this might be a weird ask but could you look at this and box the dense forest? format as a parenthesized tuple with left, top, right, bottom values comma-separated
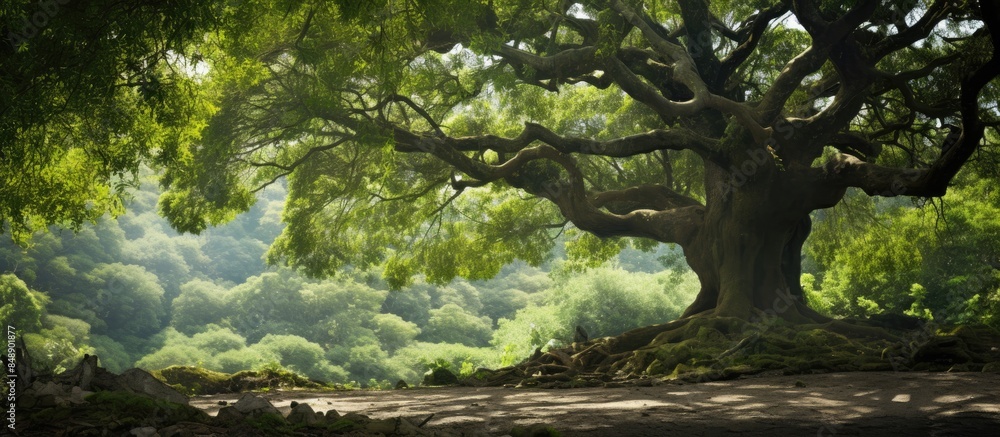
(2, 165, 998, 386)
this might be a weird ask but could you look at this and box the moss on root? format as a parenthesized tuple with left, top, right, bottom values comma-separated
(474, 318, 1000, 387)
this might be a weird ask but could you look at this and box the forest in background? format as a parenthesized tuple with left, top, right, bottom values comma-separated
(2, 167, 999, 387)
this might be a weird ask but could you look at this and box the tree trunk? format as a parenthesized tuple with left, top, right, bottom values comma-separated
(678, 164, 823, 323)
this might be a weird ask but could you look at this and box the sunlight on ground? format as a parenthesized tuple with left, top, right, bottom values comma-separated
(891, 394, 911, 403)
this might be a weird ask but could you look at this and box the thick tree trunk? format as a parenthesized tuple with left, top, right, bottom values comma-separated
(678, 163, 823, 323)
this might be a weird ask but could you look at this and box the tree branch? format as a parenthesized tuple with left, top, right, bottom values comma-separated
(719, 2, 790, 84)
(757, 1, 878, 123)
(542, 153, 706, 246)
(393, 126, 706, 246)
(608, 0, 710, 99)
(590, 184, 703, 214)
(394, 122, 721, 159)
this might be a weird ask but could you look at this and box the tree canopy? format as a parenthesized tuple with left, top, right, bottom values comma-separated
(156, 0, 1000, 322)
(1, 0, 217, 240)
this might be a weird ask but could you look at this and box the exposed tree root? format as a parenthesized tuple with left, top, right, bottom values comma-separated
(470, 312, 1000, 388)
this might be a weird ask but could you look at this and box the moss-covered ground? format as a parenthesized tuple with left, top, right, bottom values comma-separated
(151, 366, 340, 395)
(476, 318, 1000, 387)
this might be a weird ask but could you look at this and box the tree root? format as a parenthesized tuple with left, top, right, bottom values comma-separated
(470, 314, 1000, 388)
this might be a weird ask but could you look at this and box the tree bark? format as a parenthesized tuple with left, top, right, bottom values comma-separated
(678, 162, 820, 323)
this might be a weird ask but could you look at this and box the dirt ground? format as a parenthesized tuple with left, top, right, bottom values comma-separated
(189, 371, 1000, 436)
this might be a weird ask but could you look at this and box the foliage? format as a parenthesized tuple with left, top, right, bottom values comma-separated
(372, 313, 421, 353)
(421, 303, 494, 346)
(551, 268, 697, 338)
(85, 263, 166, 339)
(190, 325, 247, 354)
(23, 315, 96, 373)
(254, 334, 347, 382)
(88, 335, 133, 374)
(388, 342, 499, 383)
(492, 267, 699, 361)
(210, 348, 278, 374)
(0, 273, 47, 331)
(136, 344, 211, 371)
(806, 178, 1000, 327)
(170, 280, 229, 335)
(0, 0, 219, 241)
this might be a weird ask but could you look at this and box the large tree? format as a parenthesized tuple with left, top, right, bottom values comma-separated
(163, 1, 1000, 334)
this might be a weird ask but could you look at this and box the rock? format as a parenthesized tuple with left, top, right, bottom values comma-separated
(286, 402, 319, 426)
(156, 424, 193, 437)
(17, 393, 37, 409)
(983, 362, 1000, 373)
(422, 367, 458, 386)
(233, 393, 281, 416)
(213, 406, 245, 426)
(396, 379, 410, 389)
(129, 426, 159, 437)
(365, 418, 399, 434)
(118, 368, 189, 405)
(69, 386, 93, 404)
(314, 411, 328, 425)
(53, 354, 99, 390)
(34, 381, 68, 397)
(396, 417, 424, 435)
(340, 412, 370, 423)
(325, 409, 341, 420)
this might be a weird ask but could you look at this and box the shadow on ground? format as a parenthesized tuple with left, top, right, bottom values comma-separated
(189, 371, 1000, 436)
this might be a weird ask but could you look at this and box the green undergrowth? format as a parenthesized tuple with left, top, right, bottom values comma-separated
(151, 365, 344, 395)
(631, 318, 1000, 383)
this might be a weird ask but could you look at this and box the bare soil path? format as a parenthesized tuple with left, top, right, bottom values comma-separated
(189, 372, 1000, 436)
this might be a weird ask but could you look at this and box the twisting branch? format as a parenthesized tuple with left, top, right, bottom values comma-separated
(757, 1, 878, 123)
(393, 126, 706, 246)
(496, 45, 601, 85)
(608, 0, 709, 98)
(719, 2, 790, 83)
(819, 0, 1000, 198)
(395, 122, 721, 159)
(607, 0, 769, 140)
(676, 0, 722, 86)
(590, 184, 703, 213)
(871, 0, 954, 61)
